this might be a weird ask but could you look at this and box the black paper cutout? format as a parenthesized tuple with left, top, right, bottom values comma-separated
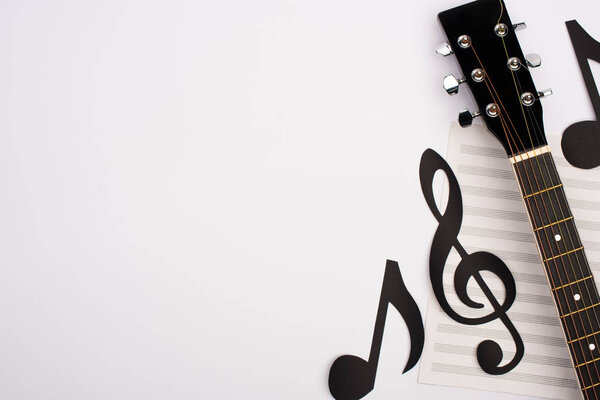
(328, 260, 424, 400)
(419, 148, 524, 375)
(562, 20, 600, 169)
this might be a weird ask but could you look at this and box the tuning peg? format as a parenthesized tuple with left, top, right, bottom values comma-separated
(525, 53, 542, 68)
(513, 22, 527, 31)
(538, 88, 553, 98)
(436, 42, 454, 57)
(443, 74, 466, 95)
(458, 109, 481, 127)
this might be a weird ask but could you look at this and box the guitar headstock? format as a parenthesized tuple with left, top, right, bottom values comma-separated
(438, 0, 551, 157)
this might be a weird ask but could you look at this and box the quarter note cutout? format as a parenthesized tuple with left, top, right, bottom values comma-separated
(562, 20, 600, 169)
(419, 149, 524, 374)
(328, 260, 424, 400)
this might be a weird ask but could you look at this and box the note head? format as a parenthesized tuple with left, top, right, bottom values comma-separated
(328, 354, 374, 400)
(561, 120, 600, 169)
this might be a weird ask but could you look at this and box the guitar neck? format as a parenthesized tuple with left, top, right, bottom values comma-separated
(511, 147, 600, 398)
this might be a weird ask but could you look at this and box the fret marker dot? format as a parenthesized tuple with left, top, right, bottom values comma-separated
(574, 293, 581, 301)
(590, 344, 596, 351)
(555, 234, 561, 242)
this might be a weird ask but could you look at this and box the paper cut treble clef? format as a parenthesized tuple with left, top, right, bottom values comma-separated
(419, 148, 524, 375)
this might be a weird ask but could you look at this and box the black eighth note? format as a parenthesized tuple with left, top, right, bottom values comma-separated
(328, 260, 424, 400)
(562, 20, 600, 169)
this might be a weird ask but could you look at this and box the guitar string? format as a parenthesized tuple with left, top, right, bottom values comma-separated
(523, 89, 600, 375)
(469, 44, 593, 385)
(492, 2, 600, 394)
(503, 31, 600, 358)
(521, 81, 600, 394)
(494, 3, 600, 392)
(469, 45, 592, 387)
(489, 8, 600, 388)
(491, 73, 599, 397)
(526, 105, 600, 336)
(469, 39, 598, 393)
(488, 28, 600, 394)
(520, 95, 600, 396)
(495, 96, 596, 393)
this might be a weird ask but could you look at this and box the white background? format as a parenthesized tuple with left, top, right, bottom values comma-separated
(1, 0, 600, 399)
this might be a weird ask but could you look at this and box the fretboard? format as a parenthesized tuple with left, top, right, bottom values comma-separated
(511, 148, 600, 399)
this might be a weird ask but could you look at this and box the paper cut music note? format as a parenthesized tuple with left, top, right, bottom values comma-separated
(419, 149, 524, 374)
(562, 20, 600, 169)
(328, 260, 424, 400)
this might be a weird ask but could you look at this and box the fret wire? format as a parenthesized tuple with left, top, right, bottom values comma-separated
(544, 247, 585, 263)
(523, 183, 563, 199)
(553, 275, 594, 292)
(578, 356, 600, 369)
(560, 303, 600, 319)
(583, 381, 600, 391)
(533, 216, 574, 232)
(570, 329, 600, 345)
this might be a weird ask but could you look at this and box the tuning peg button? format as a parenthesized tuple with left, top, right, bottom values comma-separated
(525, 53, 542, 68)
(538, 88, 553, 98)
(513, 22, 527, 31)
(436, 42, 454, 57)
(443, 74, 466, 95)
(458, 109, 481, 127)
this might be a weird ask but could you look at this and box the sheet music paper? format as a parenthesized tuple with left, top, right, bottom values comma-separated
(418, 123, 600, 399)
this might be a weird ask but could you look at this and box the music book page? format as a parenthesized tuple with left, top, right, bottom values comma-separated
(418, 123, 600, 399)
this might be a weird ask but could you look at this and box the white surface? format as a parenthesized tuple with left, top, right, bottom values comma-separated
(1, 0, 600, 399)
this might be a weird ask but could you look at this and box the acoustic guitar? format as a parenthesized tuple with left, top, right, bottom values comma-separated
(438, 1, 600, 398)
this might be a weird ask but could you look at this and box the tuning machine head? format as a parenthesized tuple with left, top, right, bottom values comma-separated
(538, 88, 553, 98)
(525, 53, 542, 68)
(513, 22, 527, 31)
(436, 42, 454, 57)
(443, 74, 466, 95)
(458, 109, 481, 127)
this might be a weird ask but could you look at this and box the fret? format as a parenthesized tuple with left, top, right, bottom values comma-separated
(573, 358, 600, 391)
(568, 329, 600, 345)
(565, 323, 600, 367)
(544, 247, 585, 263)
(533, 216, 574, 232)
(513, 152, 561, 196)
(554, 275, 595, 292)
(554, 279, 600, 317)
(583, 383, 600, 399)
(584, 382, 600, 391)
(522, 187, 572, 229)
(570, 342, 600, 393)
(576, 356, 600, 368)
(560, 305, 600, 358)
(544, 252, 591, 288)
(561, 305, 600, 338)
(560, 302, 600, 319)
(534, 217, 582, 257)
(523, 183, 563, 199)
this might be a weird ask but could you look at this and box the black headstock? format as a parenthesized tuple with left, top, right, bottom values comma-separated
(438, 0, 548, 157)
